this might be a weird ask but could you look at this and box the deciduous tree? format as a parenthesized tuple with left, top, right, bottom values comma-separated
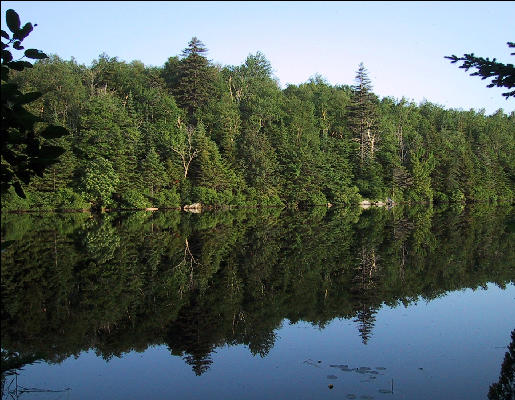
(1, 9, 68, 197)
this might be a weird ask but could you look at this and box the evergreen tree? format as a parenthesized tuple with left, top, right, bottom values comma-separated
(354, 305, 378, 345)
(191, 123, 237, 193)
(237, 125, 278, 195)
(347, 63, 384, 198)
(199, 70, 241, 165)
(279, 87, 326, 206)
(161, 56, 181, 90)
(3, 32, 515, 210)
(140, 146, 167, 196)
(446, 42, 515, 99)
(347, 63, 380, 166)
(173, 37, 215, 121)
(75, 91, 140, 195)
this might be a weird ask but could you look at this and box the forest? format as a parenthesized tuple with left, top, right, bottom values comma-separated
(2, 35, 515, 211)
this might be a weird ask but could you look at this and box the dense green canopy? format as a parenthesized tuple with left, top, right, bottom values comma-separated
(2, 36, 514, 211)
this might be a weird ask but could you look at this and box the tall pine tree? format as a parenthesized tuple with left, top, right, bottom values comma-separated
(348, 63, 380, 166)
(347, 63, 384, 199)
(173, 37, 215, 122)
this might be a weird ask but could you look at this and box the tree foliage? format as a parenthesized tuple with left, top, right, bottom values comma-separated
(1, 9, 68, 198)
(488, 330, 515, 400)
(2, 34, 514, 210)
(172, 37, 215, 121)
(446, 42, 515, 98)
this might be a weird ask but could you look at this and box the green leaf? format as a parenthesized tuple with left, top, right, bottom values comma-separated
(2, 49, 13, 63)
(6, 60, 32, 71)
(17, 168, 32, 185)
(6, 10, 21, 34)
(30, 159, 49, 176)
(1, 148, 18, 165)
(24, 48, 47, 59)
(0, 65, 8, 81)
(11, 107, 42, 130)
(6, 130, 26, 145)
(13, 22, 33, 41)
(39, 125, 69, 139)
(1, 30, 9, 40)
(13, 41, 24, 50)
(1, 82, 19, 97)
(15, 91, 42, 105)
(0, 240, 15, 251)
(39, 145, 66, 159)
(72, 145, 88, 159)
(13, 181, 26, 198)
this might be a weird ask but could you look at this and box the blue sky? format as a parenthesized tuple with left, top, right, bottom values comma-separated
(2, 1, 514, 114)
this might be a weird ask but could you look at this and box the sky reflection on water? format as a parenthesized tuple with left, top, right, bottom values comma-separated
(8, 283, 514, 400)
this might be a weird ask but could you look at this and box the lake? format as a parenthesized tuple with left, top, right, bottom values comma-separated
(1, 204, 514, 399)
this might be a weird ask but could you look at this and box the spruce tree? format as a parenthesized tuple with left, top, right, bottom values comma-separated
(347, 63, 379, 166)
(446, 42, 515, 99)
(140, 146, 167, 196)
(173, 37, 215, 121)
(191, 123, 235, 192)
(346, 63, 385, 198)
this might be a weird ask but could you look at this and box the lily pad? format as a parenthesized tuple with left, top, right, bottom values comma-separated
(332, 365, 356, 372)
(330, 364, 349, 369)
(375, 367, 386, 370)
(303, 359, 321, 368)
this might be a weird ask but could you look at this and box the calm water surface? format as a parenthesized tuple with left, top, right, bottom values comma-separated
(1, 205, 514, 399)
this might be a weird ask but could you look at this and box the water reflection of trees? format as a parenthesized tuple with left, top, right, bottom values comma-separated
(352, 245, 381, 345)
(1, 204, 513, 378)
(488, 330, 514, 400)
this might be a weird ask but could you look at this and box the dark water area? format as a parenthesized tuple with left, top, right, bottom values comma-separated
(1, 204, 514, 399)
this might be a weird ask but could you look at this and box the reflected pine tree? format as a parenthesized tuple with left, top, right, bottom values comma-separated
(165, 295, 217, 376)
(351, 244, 381, 345)
(354, 306, 378, 345)
(1, 205, 514, 377)
(488, 330, 515, 400)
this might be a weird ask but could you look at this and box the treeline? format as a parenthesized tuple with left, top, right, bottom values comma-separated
(2, 205, 514, 375)
(3, 37, 514, 210)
